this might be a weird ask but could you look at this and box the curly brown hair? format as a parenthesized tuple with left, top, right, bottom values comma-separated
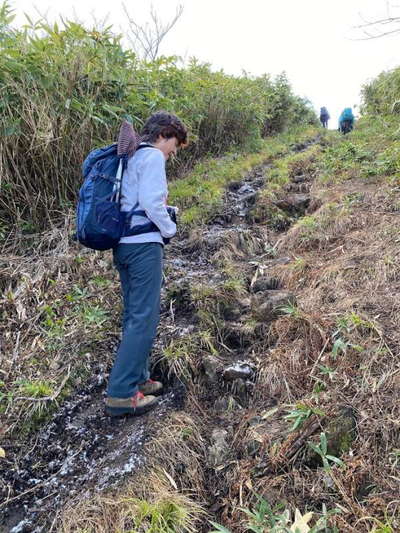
(140, 111, 188, 147)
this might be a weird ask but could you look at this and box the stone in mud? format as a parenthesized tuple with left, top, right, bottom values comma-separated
(208, 428, 229, 467)
(10, 519, 33, 533)
(165, 282, 192, 314)
(240, 192, 258, 206)
(293, 174, 307, 183)
(227, 180, 242, 192)
(306, 197, 323, 214)
(230, 377, 254, 401)
(223, 322, 255, 349)
(252, 276, 281, 292)
(291, 142, 309, 152)
(202, 355, 220, 383)
(324, 407, 357, 457)
(240, 297, 251, 309)
(221, 303, 242, 321)
(214, 395, 242, 412)
(287, 182, 309, 194)
(237, 184, 255, 195)
(223, 362, 253, 381)
(245, 429, 265, 457)
(254, 290, 297, 321)
(275, 194, 310, 213)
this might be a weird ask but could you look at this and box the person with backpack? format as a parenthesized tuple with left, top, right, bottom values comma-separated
(338, 107, 355, 134)
(101, 111, 188, 416)
(319, 107, 330, 128)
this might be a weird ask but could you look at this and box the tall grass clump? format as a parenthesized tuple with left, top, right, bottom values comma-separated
(361, 66, 400, 115)
(0, 2, 316, 234)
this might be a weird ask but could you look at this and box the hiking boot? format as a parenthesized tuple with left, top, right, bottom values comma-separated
(105, 391, 158, 417)
(139, 379, 163, 396)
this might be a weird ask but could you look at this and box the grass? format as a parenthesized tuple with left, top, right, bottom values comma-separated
(0, 4, 317, 234)
(0, 219, 120, 437)
(62, 116, 400, 532)
(318, 116, 400, 185)
(59, 479, 204, 533)
(5, 116, 400, 532)
(1, 125, 318, 440)
(246, 141, 322, 228)
(169, 126, 320, 227)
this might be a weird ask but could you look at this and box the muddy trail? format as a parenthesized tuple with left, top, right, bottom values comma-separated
(0, 137, 320, 532)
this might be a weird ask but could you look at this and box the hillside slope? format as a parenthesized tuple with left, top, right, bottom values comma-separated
(1, 118, 400, 532)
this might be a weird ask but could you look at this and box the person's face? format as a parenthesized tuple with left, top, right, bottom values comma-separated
(154, 136, 179, 160)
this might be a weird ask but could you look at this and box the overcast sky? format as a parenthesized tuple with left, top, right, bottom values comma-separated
(12, 0, 400, 128)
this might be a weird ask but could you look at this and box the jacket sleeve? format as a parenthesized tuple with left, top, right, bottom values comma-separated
(137, 149, 177, 239)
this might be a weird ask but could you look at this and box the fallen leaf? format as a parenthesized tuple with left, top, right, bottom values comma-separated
(162, 469, 177, 490)
(0, 447, 5, 458)
(290, 508, 313, 532)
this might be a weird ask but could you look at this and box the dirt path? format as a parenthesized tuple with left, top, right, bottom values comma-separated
(0, 138, 319, 533)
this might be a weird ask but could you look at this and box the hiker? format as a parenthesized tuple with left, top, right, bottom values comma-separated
(338, 107, 354, 134)
(319, 107, 330, 128)
(105, 111, 188, 417)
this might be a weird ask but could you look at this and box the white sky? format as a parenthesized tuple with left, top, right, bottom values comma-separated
(12, 0, 400, 128)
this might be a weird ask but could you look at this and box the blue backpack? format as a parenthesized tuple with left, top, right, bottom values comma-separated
(76, 143, 159, 250)
(340, 108, 354, 122)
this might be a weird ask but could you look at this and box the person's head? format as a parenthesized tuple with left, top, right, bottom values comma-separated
(141, 111, 188, 160)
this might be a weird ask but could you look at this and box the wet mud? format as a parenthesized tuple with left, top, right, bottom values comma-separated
(0, 139, 317, 532)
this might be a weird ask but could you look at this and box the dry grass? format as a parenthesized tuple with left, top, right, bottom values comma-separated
(0, 213, 120, 437)
(58, 474, 205, 533)
(56, 411, 208, 533)
(4, 121, 400, 532)
(213, 128, 400, 531)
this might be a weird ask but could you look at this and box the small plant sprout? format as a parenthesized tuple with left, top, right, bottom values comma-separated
(280, 302, 302, 319)
(210, 495, 340, 532)
(80, 305, 108, 325)
(308, 432, 345, 471)
(65, 285, 89, 302)
(388, 448, 400, 468)
(317, 365, 337, 381)
(240, 496, 290, 532)
(285, 404, 325, 431)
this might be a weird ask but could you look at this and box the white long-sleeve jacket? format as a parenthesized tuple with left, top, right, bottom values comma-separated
(119, 146, 176, 245)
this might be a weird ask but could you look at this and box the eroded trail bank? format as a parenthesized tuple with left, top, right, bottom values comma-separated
(0, 130, 319, 532)
(2, 121, 400, 532)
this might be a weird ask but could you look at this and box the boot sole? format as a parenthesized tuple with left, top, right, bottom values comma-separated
(105, 398, 159, 418)
(139, 386, 163, 397)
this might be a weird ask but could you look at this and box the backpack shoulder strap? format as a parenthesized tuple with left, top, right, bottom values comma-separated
(135, 143, 155, 152)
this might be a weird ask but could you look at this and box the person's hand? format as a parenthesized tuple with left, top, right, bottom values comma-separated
(166, 206, 178, 224)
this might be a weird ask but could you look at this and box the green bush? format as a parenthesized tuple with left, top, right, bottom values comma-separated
(0, 2, 316, 232)
(361, 66, 400, 115)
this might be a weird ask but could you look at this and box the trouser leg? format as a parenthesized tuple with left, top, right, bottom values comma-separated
(107, 243, 163, 398)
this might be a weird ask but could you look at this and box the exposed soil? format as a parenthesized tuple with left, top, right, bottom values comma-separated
(5, 134, 388, 533)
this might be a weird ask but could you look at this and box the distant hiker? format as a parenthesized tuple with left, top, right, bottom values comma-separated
(105, 111, 188, 417)
(319, 106, 330, 128)
(338, 107, 354, 134)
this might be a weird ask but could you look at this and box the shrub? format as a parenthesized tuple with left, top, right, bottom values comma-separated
(361, 66, 400, 115)
(0, 2, 316, 233)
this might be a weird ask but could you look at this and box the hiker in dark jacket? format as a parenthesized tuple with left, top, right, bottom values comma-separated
(319, 107, 330, 128)
(105, 111, 188, 417)
(338, 108, 354, 134)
